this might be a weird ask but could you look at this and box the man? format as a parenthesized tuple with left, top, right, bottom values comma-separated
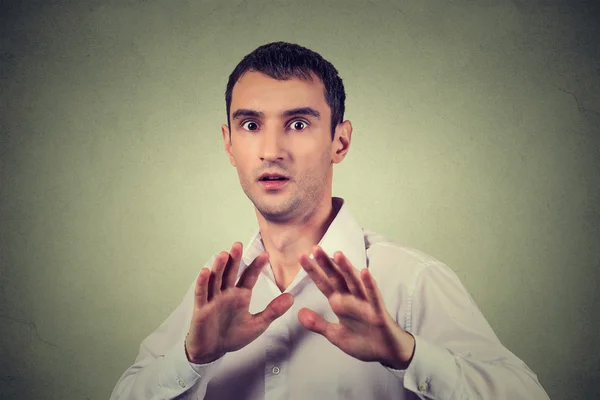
(110, 42, 549, 399)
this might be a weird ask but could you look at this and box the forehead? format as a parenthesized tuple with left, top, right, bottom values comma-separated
(230, 71, 329, 115)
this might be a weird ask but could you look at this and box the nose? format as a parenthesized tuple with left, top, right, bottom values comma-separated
(259, 127, 286, 161)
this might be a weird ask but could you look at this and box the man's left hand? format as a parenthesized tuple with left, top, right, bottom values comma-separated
(297, 245, 415, 370)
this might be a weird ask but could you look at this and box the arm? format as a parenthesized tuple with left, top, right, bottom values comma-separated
(296, 245, 550, 400)
(387, 263, 550, 399)
(109, 275, 221, 400)
(110, 244, 293, 400)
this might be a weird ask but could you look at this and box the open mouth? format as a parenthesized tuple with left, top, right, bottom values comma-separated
(258, 172, 290, 182)
(258, 175, 290, 189)
(259, 176, 289, 182)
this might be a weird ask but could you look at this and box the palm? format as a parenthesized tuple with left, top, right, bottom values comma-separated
(185, 244, 293, 364)
(192, 288, 260, 354)
(297, 246, 414, 369)
(314, 298, 396, 362)
(335, 319, 376, 357)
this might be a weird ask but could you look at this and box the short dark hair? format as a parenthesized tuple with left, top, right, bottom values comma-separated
(225, 41, 346, 140)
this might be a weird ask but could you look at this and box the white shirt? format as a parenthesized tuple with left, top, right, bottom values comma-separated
(110, 197, 549, 400)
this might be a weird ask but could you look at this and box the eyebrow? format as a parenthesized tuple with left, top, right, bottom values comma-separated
(231, 107, 321, 121)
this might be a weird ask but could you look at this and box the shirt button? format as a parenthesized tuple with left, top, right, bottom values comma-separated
(272, 366, 280, 375)
(178, 377, 186, 388)
(418, 382, 428, 392)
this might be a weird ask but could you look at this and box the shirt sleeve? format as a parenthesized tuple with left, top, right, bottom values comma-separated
(385, 262, 550, 399)
(109, 256, 223, 400)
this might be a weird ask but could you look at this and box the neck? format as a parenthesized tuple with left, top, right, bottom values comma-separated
(256, 196, 340, 288)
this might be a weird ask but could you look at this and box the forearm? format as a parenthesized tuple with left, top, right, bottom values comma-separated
(386, 335, 549, 400)
(110, 337, 222, 400)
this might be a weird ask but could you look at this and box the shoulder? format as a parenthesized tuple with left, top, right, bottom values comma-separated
(362, 228, 461, 295)
(362, 229, 470, 325)
(363, 228, 445, 273)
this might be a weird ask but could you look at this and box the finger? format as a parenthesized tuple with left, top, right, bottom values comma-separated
(208, 252, 228, 301)
(328, 293, 368, 321)
(222, 242, 243, 290)
(312, 246, 348, 292)
(253, 293, 294, 328)
(194, 267, 211, 308)
(297, 307, 336, 338)
(361, 268, 385, 314)
(298, 253, 336, 298)
(333, 251, 368, 300)
(237, 252, 269, 290)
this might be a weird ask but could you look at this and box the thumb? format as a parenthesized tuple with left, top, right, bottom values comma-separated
(297, 307, 330, 336)
(253, 293, 294, 327)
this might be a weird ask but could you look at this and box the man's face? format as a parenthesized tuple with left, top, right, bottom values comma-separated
(222, 71, 349, 223)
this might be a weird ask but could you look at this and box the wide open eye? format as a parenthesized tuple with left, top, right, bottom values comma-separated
(289, 120, 308, 131)
(241, 120, 259, 131)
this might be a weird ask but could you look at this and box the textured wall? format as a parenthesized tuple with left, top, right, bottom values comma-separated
(1, 0, 598, 399)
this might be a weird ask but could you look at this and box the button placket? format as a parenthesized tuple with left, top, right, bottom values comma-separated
(264, 329, 289, 398)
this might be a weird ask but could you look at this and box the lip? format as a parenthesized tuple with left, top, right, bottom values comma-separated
(258, 172, 290, 180)
(259, 179, 289, 190)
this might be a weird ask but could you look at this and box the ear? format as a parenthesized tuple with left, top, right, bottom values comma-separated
(331, 120, 352, 164)
(222, 124, 237, 167)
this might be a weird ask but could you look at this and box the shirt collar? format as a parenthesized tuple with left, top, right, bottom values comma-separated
(240, 197, 367, 273)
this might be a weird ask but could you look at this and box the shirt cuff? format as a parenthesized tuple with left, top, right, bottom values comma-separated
(157, 337, 223, 396)
(385, 334, 459, 398)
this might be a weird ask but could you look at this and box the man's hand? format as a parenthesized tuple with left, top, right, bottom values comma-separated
(297, 245, 415, 370)
(185, 243, 294, 364)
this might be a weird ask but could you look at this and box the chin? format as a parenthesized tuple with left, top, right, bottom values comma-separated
(256, 199, 300, 220)
(257, 208, 292, 223)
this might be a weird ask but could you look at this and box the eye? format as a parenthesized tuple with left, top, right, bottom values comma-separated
(241, 120, 259, 131)
(289, 120, 308, 131)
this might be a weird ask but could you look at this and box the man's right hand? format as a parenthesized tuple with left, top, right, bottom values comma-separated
(184, 242, 294, 364)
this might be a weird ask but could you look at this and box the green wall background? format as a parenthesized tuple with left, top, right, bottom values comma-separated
(1, 1, 598, 399)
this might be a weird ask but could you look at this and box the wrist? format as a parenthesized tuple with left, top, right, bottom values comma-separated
(381, 331, 416, 371)
(184, 334, 223, 365)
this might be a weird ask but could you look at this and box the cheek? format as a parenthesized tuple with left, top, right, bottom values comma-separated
(231, 157, 252, 182)
(230, 149, 250, 169)
(237, 164, 253, 180)
(299, 148, 331, 176)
